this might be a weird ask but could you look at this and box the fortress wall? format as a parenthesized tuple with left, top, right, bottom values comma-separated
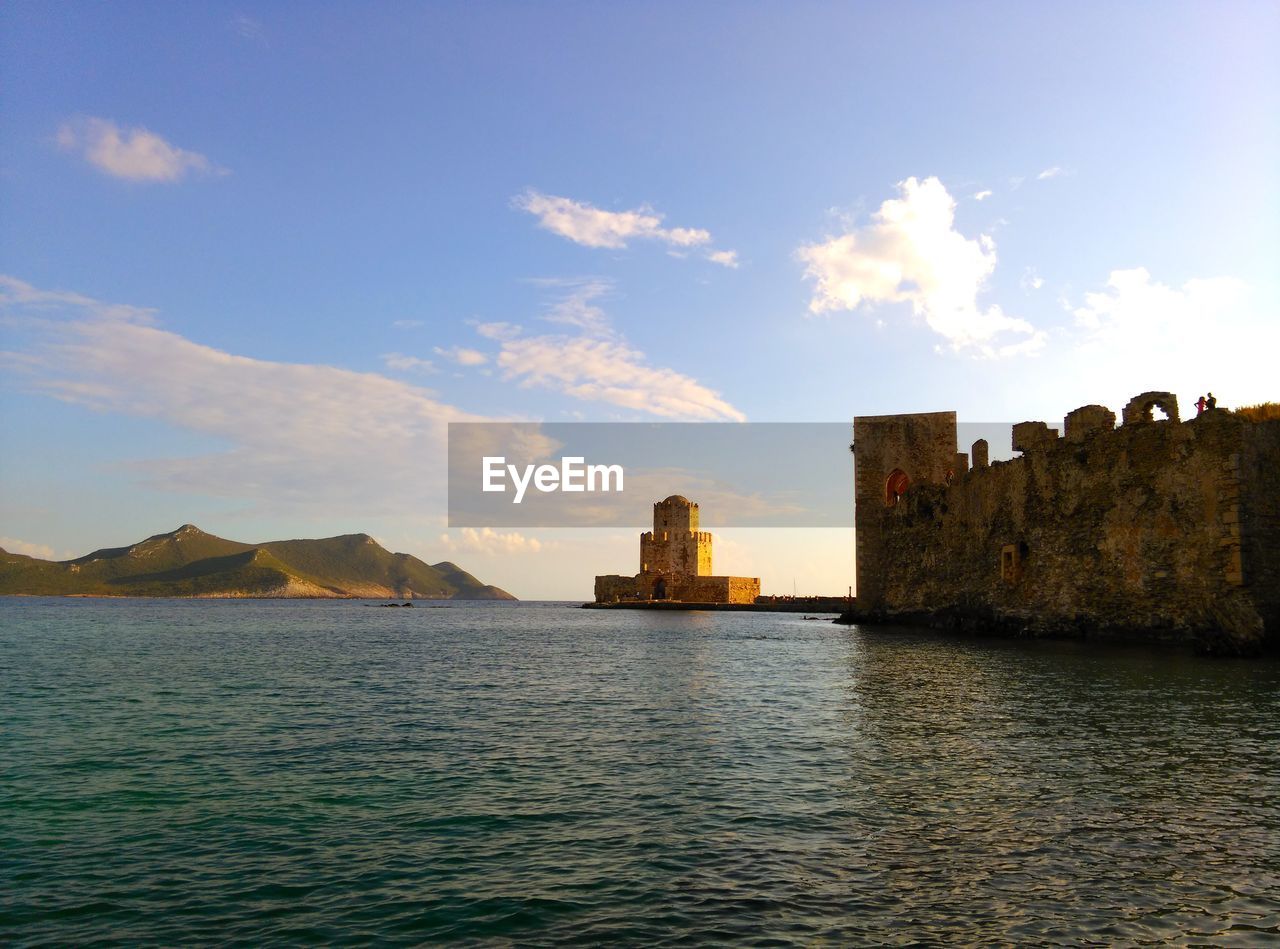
(1239, 420, 1280, 632)
(595, 574, 639, 602)
(866, 410, 1277, 652)
(682, 575, 760, 604)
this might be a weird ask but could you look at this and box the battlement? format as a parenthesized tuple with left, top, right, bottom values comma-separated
(1009, 393, 1174, 455)
(851, 393, 1280, 654)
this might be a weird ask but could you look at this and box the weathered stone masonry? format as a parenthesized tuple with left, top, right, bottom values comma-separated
(852, 393, 1280, 653)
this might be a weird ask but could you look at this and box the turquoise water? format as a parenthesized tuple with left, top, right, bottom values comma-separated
(2, 599, 1278, 944)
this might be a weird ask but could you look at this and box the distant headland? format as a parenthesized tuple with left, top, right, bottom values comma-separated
(0, 524, 515, 600)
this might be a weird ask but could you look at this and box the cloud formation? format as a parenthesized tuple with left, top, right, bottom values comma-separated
(1072, 267, 1246, 342)
(433, 346, 489, 366)
(1, 276, 484, 514)
(57, 117, 226, 182)
(1037, 166, 1064, 180)
(382, 352, 437, 373)
(0, 536, 57, 560)
(1060, 266, 1274, 410)
(495, 334, 746, 421)
(531, 277, 613, 333)
(437, 527, 544, 555)
(231, 13, 267, 45)
(513, 190, 739, 267)
(797, 176, 1045, 357)
(475, 280, 745, 421)
(514, 189, 710, 249)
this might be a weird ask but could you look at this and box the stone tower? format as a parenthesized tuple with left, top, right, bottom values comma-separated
(852, 411, 958, 609)
(640, 495, 713, 579)
(593, 494, 759, 605)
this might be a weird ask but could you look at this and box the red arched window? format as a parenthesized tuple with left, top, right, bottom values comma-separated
(885, 468, 910, 506)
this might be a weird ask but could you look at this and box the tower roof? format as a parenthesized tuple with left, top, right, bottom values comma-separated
(661, 495, 692, 506)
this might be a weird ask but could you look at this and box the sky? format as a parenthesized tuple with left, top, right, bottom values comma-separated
(1, 2, 1277, 598)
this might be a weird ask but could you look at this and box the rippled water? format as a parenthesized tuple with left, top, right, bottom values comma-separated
(2, 598, 1278, 945)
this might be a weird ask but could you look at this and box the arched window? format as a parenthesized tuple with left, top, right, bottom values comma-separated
(885, 468, 910, 506)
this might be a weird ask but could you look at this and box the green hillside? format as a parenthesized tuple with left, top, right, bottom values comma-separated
(0, 525, 515, 599)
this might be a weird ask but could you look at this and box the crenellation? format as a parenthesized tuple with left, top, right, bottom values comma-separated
(852, 393, 1280, 654)
(1011, 421, 1059, 454)
(1064, 404, 1116, 442)
(971, 439, 989, 469)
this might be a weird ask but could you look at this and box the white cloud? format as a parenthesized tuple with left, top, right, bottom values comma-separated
(438, 527, 545, 556)
(1, 276, 488, 515)
(797, 176, 1045, 357)
(382, 352, 438, 373)
(1061, 266, 1273, 410)
(231, 13, 267, 44)
(531, 277, 612, 333)
(514, 189, 712, 249)
(972, 190, 993, 201)
(494, 333, 746, 420)
(1021, 268, 1044, 291)
(1037, 166, 1064, 180)
(470, 281, 745, 421)
(708, 249, 740, 269)
(433, 346, 488, 367)
(1072, 268, 1246, 339)
(0, 274, 157, 322)
(0, 536, 57, 560)
(57, 117, 226, 182)
(475, 321, 522, 341)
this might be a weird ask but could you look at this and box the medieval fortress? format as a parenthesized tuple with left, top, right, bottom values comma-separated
(594, 495, 760, 605)
(851, 391, 1280, 653)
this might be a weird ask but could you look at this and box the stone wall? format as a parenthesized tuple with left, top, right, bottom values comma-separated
(1239, 418, 1280, 633)
(855, 403, 1280, 653)
(684, 575, 761, 604)
(592, 572, 759, 604)
(852, 411, 958, 609)
(594, 574, 639, 602)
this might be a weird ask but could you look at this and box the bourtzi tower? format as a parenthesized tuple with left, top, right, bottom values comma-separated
(594, 495, 760, 604)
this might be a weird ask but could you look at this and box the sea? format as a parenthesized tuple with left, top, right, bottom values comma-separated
(2, 598, 1278, 945)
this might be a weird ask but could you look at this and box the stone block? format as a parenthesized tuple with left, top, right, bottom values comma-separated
(1064, 404, 1116, 442)
(1012, 421, 1059, 454)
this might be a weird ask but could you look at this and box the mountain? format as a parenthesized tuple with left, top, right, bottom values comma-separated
(0, 525, 516, 599)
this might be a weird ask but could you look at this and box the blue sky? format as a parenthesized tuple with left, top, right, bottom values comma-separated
(2, 2, 1277, 597)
